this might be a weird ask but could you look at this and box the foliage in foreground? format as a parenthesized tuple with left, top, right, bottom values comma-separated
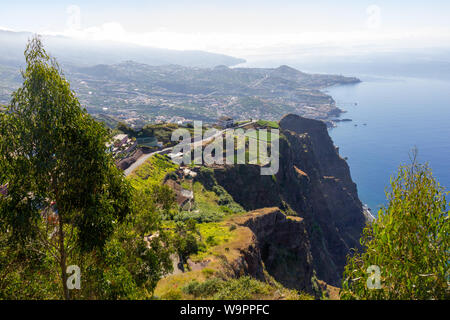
(341, 157, 449, 300)
(0, 37, 173, 299)
(179, 276, 313, 300)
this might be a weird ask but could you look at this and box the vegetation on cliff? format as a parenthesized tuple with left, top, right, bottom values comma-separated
(1, 37, 447, 301)
(341, 153, 449, 300)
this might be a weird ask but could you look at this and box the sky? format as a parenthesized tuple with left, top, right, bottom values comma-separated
(1, 0, 450, 57)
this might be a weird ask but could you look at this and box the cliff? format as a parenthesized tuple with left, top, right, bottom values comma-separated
(230, 208, 314, 293)
(154, 207, 319, 299)
(206, 114, 367, 286)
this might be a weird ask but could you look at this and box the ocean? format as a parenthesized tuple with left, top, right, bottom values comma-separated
(325, 75, 450, 213)
(235, 56, 450, 213)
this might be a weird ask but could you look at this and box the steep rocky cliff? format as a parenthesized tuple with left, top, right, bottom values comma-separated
(230, 207, 314, 293)
(206, 114, 367, 287)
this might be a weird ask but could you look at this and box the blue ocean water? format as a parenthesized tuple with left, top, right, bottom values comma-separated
(325, 76, 450, 213)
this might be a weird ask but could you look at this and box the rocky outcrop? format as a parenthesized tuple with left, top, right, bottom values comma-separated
(226, 236, 266, 282)
(278, 114, 366, 284)
(229, 208, 314, 294)
(208, 114, 367, 287)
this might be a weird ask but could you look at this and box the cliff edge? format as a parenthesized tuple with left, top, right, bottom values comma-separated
(209, 114, 367, 286)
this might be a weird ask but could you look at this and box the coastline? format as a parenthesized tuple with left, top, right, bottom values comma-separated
(322, 79, 362, 128)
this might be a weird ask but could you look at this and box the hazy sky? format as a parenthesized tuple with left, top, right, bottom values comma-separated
(1, 1, 449, 57)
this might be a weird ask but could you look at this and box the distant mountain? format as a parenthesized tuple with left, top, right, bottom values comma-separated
(0, 29, 245, 68)
(0, 32, 360, 125)
(0, 57, 360, 124)
(70, 61, 359, 93)
(64, 61, 359, 124)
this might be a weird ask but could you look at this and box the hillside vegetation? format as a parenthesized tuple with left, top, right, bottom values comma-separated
(1, 37, 447, 301)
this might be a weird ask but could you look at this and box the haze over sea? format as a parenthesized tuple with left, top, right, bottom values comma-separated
(239, 57, 450, 213)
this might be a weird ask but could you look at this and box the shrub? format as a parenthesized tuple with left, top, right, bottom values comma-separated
(206, 235, 218, 246)
(182, 278, 222, 297)
(202, 268, 216, 278)
(341, 155, 449, 300)
(161, 289, 182, 300)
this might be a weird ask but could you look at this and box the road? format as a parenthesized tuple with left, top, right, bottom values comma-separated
(123, 147, 172, 176)
(123, 120, 256, 177)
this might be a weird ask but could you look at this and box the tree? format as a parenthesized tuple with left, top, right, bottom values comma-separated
(113, 186, 173, 297)
(0, 36, 132, 299)
(117, 122, 136, 137)
(341, 151, 449, 299)
(172, 220, 199, 272)
(72, 186, 174, 300)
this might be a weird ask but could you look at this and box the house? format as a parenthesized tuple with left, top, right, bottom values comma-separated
(106, 134, 129, 153)
(217, 116, 234, 128)
(113, 134, 129, 147)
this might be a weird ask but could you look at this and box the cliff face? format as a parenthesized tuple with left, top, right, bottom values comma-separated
(231, 207, 314, 293)
(209, 114, 366, 286)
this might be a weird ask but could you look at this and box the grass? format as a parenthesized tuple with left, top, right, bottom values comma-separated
(118, 122, 197, 148)
(155, 270, 206, 299)
(136, 136, 158, 147)
(256, 120, 279, 129)
(176, 181, 244, 223)
(180, 180, 191, 190)
(180, 182, 225, 222)
(229, 128, 279, 165)
(154, 219, 254, 297)
(193, 222, 233, 261)
(128, 154, 178, 189)
(154, 212, 315, 300)
(181, 276, 270, 299)
(125, 148, 314, 301)
(148, 123, 181, 147)
(180, 276, 314, 300)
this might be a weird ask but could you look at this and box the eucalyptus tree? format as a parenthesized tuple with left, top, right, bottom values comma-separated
(0, 36, 132, 299)
(341, 151, 449, 300)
